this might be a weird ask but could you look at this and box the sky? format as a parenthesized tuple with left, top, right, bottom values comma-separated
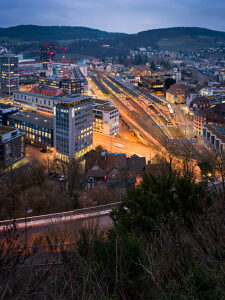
(0, 0, 225, 33)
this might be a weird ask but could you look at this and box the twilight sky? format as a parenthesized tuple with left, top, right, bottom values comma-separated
(0, 0, 225, 33)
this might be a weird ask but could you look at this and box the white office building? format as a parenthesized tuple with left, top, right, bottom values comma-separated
(92, 99, 119, 135)
(53, 95, 93, 161)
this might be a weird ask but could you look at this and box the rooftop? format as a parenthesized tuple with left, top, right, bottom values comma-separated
(93, 104, 117, 112)
(57, 94, 92, 106)
(31, 87, 63, 97)
(0, 125, 15, 135)
(167, 84, 185, 95)
(0, 103, 16, 110)
(15, 90, 55, 100)
(92, 99, 110, 105)
(204, 124, 225, 144)
(9, 111, 53, 129)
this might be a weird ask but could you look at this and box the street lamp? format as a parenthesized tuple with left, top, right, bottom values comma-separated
(25, 208, 32, 254)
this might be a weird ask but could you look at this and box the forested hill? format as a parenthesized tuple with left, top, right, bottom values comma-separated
(0, 25, 125, 41)
(111, 27, 225, 51)
(0, 25, 225, 57)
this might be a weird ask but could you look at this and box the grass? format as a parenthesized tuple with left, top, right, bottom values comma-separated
(156, 35, 221, 51)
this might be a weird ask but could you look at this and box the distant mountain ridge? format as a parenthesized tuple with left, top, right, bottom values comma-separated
(0, 25, 125, 41)
(111, 27, 225, 50)
(0, 25, 225, 57)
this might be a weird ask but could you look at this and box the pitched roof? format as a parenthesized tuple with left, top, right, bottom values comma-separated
(189, 96, 210, 109)
(31, 87, 63, 97)
(167, 84, 185, 95)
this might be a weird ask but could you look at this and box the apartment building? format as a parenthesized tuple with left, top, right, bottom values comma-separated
(193, 103, 225, 136)
(0, 125, 25, 168)
(166, 84, 186, 103)
(203, 124, 225, 154)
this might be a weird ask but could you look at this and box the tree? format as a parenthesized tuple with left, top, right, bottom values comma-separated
(150, 60, 156, 71)
(111, 163, 207, 231)
(66, 159, 82, 202)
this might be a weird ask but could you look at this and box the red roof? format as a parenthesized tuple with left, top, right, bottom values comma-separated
(167, 84, 185, 95)
(31, 87, 63, 97)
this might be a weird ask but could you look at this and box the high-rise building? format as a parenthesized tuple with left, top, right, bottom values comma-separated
(0, 53, 19, 95)
(53, 95, 93, 161)
(40, 44, 55, 70)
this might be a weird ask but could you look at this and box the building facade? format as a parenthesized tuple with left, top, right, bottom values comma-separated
(53, 95, 93, 161)
(0, 104, 18, 125)
(0, 53, 19, 95)
(13, 91, 56, 115)
(92, 99, 119, 135)
(193, 104, 225, 136)
(166, 84, 186, 103)
(203, 124, 225, 154)
(0, 125, 25, 168)
(39, 71, 88, 95)
(8, 111, 53, 149)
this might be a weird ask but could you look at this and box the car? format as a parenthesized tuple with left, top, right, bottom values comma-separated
(49, 172, 57, 179)
(59, 175, 66, 182)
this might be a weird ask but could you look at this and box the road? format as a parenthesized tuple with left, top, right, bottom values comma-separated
(0, 208, 114, 245)
(93, 132, 155, 161)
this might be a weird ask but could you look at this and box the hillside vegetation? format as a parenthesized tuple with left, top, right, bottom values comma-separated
(0, 155, 224, 299)
(0, 25, 225, 57)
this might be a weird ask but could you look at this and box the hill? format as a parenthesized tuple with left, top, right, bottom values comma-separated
(0, 25, 225, 57)
(0, 25, 125, 41)
(111, 27, 225, 51)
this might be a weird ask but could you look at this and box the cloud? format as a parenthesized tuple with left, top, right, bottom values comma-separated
(0, 0, 224, 33)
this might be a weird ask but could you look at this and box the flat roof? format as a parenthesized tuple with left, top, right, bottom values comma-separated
(92, 99, 110, 105)
(93, 104, 117, 112)
(0, 125, 15, 135)
(0, 103, 15, 109)
(9, 111, 53, 129)
(57, 94, 91, 104)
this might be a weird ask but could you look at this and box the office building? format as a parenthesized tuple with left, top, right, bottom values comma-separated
(40, 44, 55, 70)
(0, 103, 18, 125)
(92, 99, 119, 135)
(39, 76, 61, 90)
(13, 91, 56, 115)
(0, 125, 25, 168)
(53, 95, 93, 161)
(8, 111, 53, 149)
(39, 73, 88, 95)
(0, 53, 19, 95)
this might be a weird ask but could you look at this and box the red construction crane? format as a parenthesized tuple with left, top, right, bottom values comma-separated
(42, 45, 69, 78)
(33, 48, 55, 71)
